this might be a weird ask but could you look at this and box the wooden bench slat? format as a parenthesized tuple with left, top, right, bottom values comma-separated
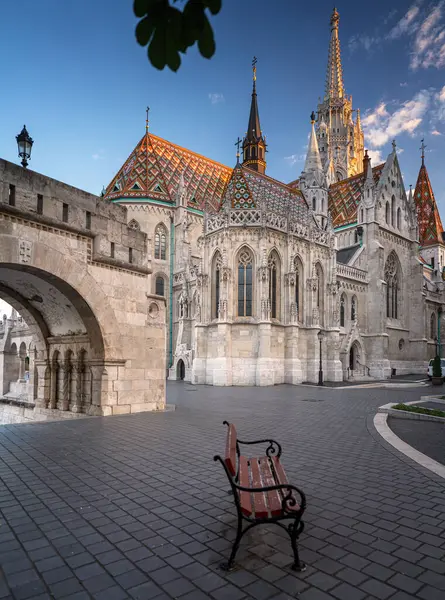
(238, 456, 252, 517)
(225, 424, 237, 477)
(258, 457, 282, 517)
(271, 456, 300, 512)
(249, 458, 268, 518)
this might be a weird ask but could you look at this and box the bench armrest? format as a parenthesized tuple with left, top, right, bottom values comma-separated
(214, 455, 306, 514)
(236, 437, 282, 459)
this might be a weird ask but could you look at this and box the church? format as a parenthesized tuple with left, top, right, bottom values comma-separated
(104, 8, 445, 385)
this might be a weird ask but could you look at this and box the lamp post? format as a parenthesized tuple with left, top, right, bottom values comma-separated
(16, 125, 33, 168)
(438, 307, 442, 357)
(317, 330, 324, 386)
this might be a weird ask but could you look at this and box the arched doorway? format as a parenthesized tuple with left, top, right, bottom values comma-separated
(177, 359, 185, 381)
(349, 342, 361, 372)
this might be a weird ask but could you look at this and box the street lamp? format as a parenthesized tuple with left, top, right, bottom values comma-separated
(317, 329, 324, 386)
(16, 125, 33, 168)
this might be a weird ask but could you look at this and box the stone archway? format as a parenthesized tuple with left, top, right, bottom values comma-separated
(349, 341, 362, 372)
(177, 359, 185, 381)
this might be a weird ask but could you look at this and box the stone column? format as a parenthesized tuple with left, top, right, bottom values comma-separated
(69, 363, 82, 413)
(57, 364, 70, 411)
(34, 361, 50, 408)
(18, 354, 26, 382)
(87, 364, 106, 416)
(49, 363, 58, 409)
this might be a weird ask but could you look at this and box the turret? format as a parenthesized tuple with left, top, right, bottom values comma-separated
(242, 57, 267, 174)
(301, 113, 329, 229)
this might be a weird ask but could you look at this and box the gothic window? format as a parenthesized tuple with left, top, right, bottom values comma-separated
(259, 147, 263, 159)
(354, 230, 358, 244)
(237, 248, 253, 317)
(385, 202, 390, 224)
(268, 251, 280, 319)
(340, 294, 346, 327)
(391, 195, 396, 226)
(252, 147, 257, 158)
(212, 251, 222, 319)
(397, 207, 401, 230)
(385, 251, 401, 319)
(155, 276, 165, 297)
(294, 256, 304, 322)
(312, 197, 316, 211)
(430, 313, 436, 339)
(351, 296, 357, 321)
(154, 224, 167, 260)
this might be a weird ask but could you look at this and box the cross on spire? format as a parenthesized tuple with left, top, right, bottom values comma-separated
(420, 138, 427, 166)
(252, 56, 257, 82)
(235, 137, 243, 162)
(392, 139, 397, 153)
(145, 106, 150, 133)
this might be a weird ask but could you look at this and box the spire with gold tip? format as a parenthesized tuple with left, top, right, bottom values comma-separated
(242, 57, 267, 175)
(325, 7, 344, 99)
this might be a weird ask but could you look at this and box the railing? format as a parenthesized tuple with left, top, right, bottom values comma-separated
(337, 264, 368, 282)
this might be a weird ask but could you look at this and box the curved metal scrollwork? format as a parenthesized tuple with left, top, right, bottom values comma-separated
(266, 440, 282, 458)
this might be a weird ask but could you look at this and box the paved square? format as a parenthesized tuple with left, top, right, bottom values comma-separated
(0, 382, 444, 599)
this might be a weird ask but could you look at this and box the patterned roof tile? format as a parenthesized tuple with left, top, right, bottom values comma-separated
(414, 163, 444, 247)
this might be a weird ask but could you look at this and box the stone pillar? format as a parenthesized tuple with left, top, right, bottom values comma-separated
(49, 363, 58, 409)
(284, 324, 303, 384)
(57, 364, 70, 411)
(87, 364, 106, 415)
(18, 355, 26, 382)
(69, 363, 82, 413)
(34, 361, 50, 408)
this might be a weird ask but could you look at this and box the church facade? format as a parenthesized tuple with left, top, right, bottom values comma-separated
(105, 9, 445, 385)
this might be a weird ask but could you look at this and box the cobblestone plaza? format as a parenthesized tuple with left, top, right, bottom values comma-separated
(0, 382, 444, 600)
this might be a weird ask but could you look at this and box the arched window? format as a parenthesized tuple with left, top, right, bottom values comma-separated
(312, 197, 316, 211)
(294, 256, 304, 323)
(155, 276, 165, 297)
(154, 224, 167, 260)
(340, 294, 346, 327)
(354, 230, 358, 244)
(391, 195, 396, 226)
(212, 251, 222, 319)
(259, 147, 263, 159)
(268, 251, 280, 319)
(385, 251, 401, 319)
(237, 248, 253, 317)
(430, 313, 437, 339)
(385, 202, 390, 224)
(351, 296, 357, 321)
(397, 207, 401, 230)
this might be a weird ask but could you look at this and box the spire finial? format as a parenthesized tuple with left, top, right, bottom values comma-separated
(145, 106, 150, 133)
(252, 56, 257, 91)
(331, 7, 339, 29)
(310, 111, 316, 124)
(392, 139, 397, 153)
(235, 137, 242, 164)
(420, 138, 426, 166)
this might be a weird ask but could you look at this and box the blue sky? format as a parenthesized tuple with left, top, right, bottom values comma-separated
(1, 1, 445, 210)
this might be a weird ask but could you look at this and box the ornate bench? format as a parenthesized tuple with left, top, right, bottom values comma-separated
(214, 421, 306, 571)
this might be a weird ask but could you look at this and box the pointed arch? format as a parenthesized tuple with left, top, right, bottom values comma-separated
(212, 250, 223, 319)
(385, 251, 401, 319)
(397, 207, 401, 230)
(268, 249, 281, 320)
(236, 246, 254, 317)
(293, 255, 304, 323)
(340, 293, 346, 327)
(391, 195, 396, 226)
(385, 202, 390, 224)
(154, 223, 168, 260)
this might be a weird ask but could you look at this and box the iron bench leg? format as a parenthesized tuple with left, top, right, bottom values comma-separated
(289, 519, 306, 572)
(222, 514, 244, 571)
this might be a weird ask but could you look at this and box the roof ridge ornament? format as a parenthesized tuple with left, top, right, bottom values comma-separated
(145, 106, 150, 133)
(420, 138, 427, 166)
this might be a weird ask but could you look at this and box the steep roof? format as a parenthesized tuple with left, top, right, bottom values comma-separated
(223, 164, 308, 218)
(328, 163, 385, 227)
(413, 162, 444, 247)
(104, 132, 232, 212)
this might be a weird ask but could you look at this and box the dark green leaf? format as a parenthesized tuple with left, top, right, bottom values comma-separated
(148, 25, 168, 70)
(136, 17, 155, 46)
(197, 15, 215, 59)
(204, 0, 221, 15)
(134, 0, 149, 18)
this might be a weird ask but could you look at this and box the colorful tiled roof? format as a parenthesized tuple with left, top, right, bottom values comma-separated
(104, 133, 232, 212)
(223, 164, 308, 218)
(328, 164, 384, 227)
(413, 163, 444, 247)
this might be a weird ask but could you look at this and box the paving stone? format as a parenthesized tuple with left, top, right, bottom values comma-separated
(360, 578, 397, 599)
(387, 573, 424, 594)
(331, 582, 367, 600)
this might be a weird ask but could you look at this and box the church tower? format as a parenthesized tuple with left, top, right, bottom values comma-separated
(242, 57, 267, 174)
(316, 8, 364, 181)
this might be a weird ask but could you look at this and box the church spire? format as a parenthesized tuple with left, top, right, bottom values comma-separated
(413, 147, 445, 247)
(303, 112, 323, 178)
(325, 8, 344, 100)
(242, 57, 266, 174)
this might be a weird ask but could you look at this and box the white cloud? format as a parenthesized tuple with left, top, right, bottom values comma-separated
(411, 3, 445, 69)
(400, 82, 408, 87)
(367, 149, 384, 164)
(387, 3, 422, 39)
(208, 93, 225, 105)
(284, 153, 306, 166)
(432, 129, 442, 135)
(362, 91, 430, 148)
(92, 152, 105, 160)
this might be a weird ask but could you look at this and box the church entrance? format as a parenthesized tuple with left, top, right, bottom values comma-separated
(349, 342, 360, 372)
(177, 359, 185, 381)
